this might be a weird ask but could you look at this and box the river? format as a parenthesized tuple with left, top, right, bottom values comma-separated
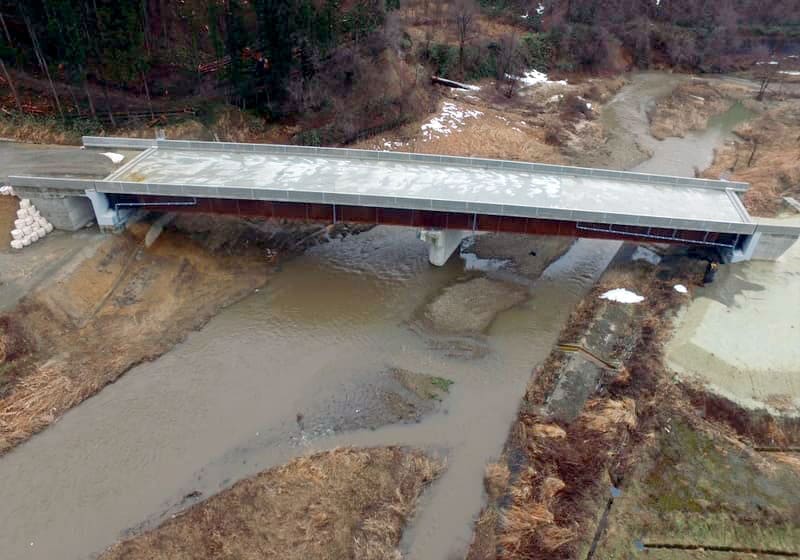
(0, 72, 756, 560)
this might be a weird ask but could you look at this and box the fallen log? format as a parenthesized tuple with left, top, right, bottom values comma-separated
(431, 75, 479, 90)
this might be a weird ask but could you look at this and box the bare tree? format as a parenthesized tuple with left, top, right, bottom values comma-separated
(0, 59, 22, 112)
(753, 45, 777, 101)
(496, 33, 523, 97)
(452, 0, 477, 78)
(20, 9, 64, 119)
(82, 73, 97, 120)
(0, 13, 11, 45)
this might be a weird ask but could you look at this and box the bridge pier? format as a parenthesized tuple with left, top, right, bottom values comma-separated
(418, 228, 473, 266)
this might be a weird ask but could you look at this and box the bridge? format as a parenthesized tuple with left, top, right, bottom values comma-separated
(9, 136, 800, 265)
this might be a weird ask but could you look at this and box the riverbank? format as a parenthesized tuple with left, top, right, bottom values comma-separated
(100, 447, 442, 560)
(0, 216, 360, 453)
(467, 247, 800, 559)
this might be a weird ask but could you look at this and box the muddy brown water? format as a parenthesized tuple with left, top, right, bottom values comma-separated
(0, 73, 757, 560)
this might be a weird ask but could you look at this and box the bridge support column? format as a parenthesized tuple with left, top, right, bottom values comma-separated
(418, 228, 472, 266)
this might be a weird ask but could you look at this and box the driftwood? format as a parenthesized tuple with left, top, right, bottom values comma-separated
(431, 75, 476, 90)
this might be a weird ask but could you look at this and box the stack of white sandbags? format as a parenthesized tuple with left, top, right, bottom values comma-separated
(9, 199, 53, 250)
(0, 185, 15, 196)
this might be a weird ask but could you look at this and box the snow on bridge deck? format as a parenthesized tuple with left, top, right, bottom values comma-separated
(12, 138, 756, 236)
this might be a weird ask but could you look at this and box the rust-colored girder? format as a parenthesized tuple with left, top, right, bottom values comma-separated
(125, 195, 739, 247)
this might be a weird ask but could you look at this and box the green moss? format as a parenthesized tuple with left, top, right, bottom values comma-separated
(430, 376, 454, 394)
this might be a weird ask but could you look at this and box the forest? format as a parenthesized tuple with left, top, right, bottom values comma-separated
(1, 0, 798, 143)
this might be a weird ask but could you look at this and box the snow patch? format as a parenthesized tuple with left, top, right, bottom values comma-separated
(673, 284, 688, 294)
(600, 288, 645, 304)
(507, 69, 567, 88)
(421, 102, 483, 142)
(461, 251, 511, 272)
(100, 152, 125, 164)
(779, 70, 800, 76)
(380, 138, 408, 151)
(460, 237, 510, 271)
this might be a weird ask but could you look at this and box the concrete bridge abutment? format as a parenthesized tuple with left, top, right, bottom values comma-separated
(418, 228, 473, 266)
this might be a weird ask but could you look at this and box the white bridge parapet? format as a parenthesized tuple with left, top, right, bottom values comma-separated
(8, 136, 800, 264)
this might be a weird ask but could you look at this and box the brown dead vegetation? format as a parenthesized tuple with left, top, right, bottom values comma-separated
(681, 382, 800, 449)
(353, 75, 625, 167)
(649, 80, 749, 140)
(702, 99, 800, 216)
(100, 447, 443, 560)
(0, 215, 344, 454)
(467, 250, 711, 560)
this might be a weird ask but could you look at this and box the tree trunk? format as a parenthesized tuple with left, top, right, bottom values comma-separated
(142, 0, 151, 56)
(747, 139, 758, 167)
(68, 83, 83, 117)
(141, 70, 154, 119)
(22, 11, 65, 119)
(102, 83, 116, 126)
(83, 78, 97, 120)
(0, 13, 11, 45)
(0, 59, 22, 112)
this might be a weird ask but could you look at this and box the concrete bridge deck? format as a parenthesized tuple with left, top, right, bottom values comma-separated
(9, 137, 800, 264)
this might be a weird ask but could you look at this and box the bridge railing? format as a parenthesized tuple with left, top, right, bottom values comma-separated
(82, 136, 158, 150)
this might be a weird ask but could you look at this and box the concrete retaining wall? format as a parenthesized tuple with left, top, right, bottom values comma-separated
(751, 233, 798, 261)
(22, 194, 95, 231)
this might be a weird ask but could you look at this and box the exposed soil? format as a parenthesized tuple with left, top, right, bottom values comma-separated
(423, 277, 529, 335)
(99, 447, 443, 560)
(649, 80, 750, 140)
(0, 196, 15, 251)
(471, 234, 575, 278)
(0, 215, 356, 453)
(297, 368, 453, 435)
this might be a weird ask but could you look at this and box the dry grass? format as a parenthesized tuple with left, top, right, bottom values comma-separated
(579, 397, 637, 434)
(0, 367, 88, 452)
(649, 81, 748, 140)
(484, 462, 511, 502)
(702, 99, 800, 215)
(0, 220, 278, 454)
(353, 75, 624, 167)
(100, 447, 443, 560)
(0, 117, 81, 144)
